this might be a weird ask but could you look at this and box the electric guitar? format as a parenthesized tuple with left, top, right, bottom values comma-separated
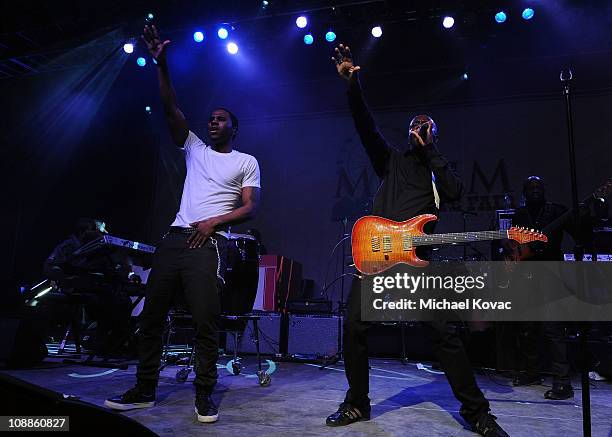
(352, 214, 547, 275)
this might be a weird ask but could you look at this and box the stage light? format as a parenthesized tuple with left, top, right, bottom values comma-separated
(522, 8, 534, 20)
(227, 42, 239, 54)
(146, 13, 154, 22)
(137, 57, 146, 67)
(217, 27, 229, 39)
(261, 0, 269, 9)
(371, 26, 382, 38)
(303, 34, 314, 45)
(442, 16, 455, 29)
(463, 73, 469, 80)
(123, 43, 134, 54)
(22, 279, 56, 305)
(495, 11, 507, 23)
(34, 286, 53, 300)
(193, 31, 204, 43)
(145, 106, 152, 113)
(296, 16, 308, 29)
(325, 31, 336, 42)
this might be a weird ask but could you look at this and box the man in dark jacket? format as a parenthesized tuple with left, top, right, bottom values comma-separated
(325, 44, 509, 437)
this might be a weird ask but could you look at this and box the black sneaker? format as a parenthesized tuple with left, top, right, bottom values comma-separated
(195, 391, 219, 423)
(472, 413, 510, 437)
(326, 403, 370, 427)
(104, 385, 155, 411)
(512, 373, 543, 386)
(544, 383, 574, 400)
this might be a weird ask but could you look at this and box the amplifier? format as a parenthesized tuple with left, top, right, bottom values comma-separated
(224, 312, 281, 355)
(287, 299, 332, 314)
(287, 314, 341, 357)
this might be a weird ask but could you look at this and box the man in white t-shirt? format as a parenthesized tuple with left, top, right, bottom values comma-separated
(105, 25, 261, 423)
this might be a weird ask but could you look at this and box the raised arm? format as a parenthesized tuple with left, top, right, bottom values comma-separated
(142, 25, 189, 147)
(332, 44, 391, 178)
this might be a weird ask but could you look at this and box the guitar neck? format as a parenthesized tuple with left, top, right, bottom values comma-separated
(412, 230, 508, 247)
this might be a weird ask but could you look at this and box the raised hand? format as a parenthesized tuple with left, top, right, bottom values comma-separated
(331, 44, 361, 82)
(141, 25, 171, 63)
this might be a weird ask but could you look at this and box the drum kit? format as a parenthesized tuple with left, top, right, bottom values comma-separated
(219, 232, 261, 316)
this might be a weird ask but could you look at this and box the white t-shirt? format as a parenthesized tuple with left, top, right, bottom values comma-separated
(171, 130, 261, 228)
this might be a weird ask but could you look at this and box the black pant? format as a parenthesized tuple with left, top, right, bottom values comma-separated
(136, 232, 227, 392)
(343, 278, 490, 424)
(517, 322, 571, 385)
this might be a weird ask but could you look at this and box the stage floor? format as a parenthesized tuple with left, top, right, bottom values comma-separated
(3, 354, 612, 436)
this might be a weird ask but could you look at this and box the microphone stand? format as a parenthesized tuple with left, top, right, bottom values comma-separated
(561, 69, 591, 437)
(339, 217, 348, 360)
(319, 217, 350, 369)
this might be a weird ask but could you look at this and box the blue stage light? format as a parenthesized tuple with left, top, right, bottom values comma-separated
(371, 26, 382, 38)
(193, 31, 204, 43)
(522, 8, 534, 20)
(227, 42, 239, 55)
(218, 27, 229, 40)
(442, 16, 455, 29)
(146, 13, 154, 22)
(463, 73, 469, 80)
(145, 106, 152, 113)
(123, 43, 134, 54)
(303, 34, 314, 45)
(296, 16, 308, 29)
(325, 31, 336, 42)
(495, 11, 507, 23)
(137, 57, 146, 67)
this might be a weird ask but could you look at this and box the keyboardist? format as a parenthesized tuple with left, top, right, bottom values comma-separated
(44, 218, 133, 357)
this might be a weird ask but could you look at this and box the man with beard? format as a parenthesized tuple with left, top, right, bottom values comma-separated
(105, 25, 261, 423)
(325, 44, 509, 437)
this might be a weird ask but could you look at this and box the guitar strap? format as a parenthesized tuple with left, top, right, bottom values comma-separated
(432, 172, 440, 209)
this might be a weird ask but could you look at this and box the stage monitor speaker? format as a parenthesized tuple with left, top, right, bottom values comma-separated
(287, 314, 340, 357)
(0, 317, 47, 368)
(0, 373, 157, 435)
(224, 312, 281, 355)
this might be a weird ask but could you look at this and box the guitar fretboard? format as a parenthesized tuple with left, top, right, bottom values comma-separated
(411, 230, 509, 246)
